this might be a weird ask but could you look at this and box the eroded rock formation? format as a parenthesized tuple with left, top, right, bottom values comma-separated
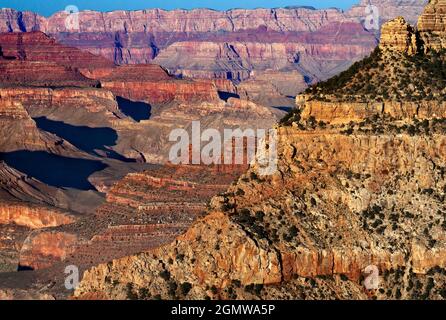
(349, 0, 428, 25)
(379, 17, 419, 54)
(74, 1, 446, 300)
(418, 0, 446, 52)
(0, 96, 70, 153)
(18, 163, 246, 271)
(74, 116, 446, 299)
(0, 203, 75, 229)
(0, 161, 81, 273)
(1, 1, 422, 104)
(97, 64, 222, 104)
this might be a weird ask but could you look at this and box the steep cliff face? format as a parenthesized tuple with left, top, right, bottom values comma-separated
(75, 120, 446, 300)
(153, 28, 375, 81)
(97, 65, 221, 104)
(0, 1, 427, 104)
(379, 17, 418, 54)
(74, 1, 446, 300)
(348, 0, 428, 25)
(297, 99, 446, 124)
(0, 32, 114, 69)
(0, 9, 43, 33)
(0, 32, 112, 87)
(3, 7, 348, 34)
(17, 163, 246, 271)
(0, 203, 75, 229)
(0, 87, 120, 122)
(418, 0, 446, 52)
(0, 96, 68, 153)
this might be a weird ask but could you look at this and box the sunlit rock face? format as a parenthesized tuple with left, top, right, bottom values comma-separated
(418, 0, 446, 52)
(0, 1, 428, 102)
(379, 17, 419, 54)
(74, 0, 446, 301)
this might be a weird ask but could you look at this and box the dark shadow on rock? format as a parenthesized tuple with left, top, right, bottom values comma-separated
(34, 117, 135, 162)
(218, 91, 240, 102)
(117, 97, 151, 122)
(0, 151, 107, 191)
(273, 106, 294, 112)
(17, 265, 34, 272)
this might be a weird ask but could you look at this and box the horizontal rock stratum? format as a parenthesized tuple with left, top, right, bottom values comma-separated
(0, 0, 426, 99)
(74, 0, 446, 300)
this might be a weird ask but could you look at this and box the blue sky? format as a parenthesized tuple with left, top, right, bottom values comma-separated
(1, 0, 359, 16)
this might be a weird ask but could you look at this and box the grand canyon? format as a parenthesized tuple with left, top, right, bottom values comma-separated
(0, 0, 445, 301)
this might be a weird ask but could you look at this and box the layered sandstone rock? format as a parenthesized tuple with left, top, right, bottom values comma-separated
(0, 87, 120, 121)
(74, 118, 446, 299)
(0, 1, 424, 105)
(0, 30, 281, 170)
(418, 0, 446, 52)
(9, 7, 349, 34)
(0, 59, 98, 87)
(0, 97, 66, 153)
(297, 99, 446, 124)
(153, 25, 376, 81)
(98, 65, 221, 104)
(74, 0, 446, 300)
(0, 98, 28, 119)
(0, 32, 114, 70)
(107, 93, 283, 164)
(0, 32, 114, 87)
(0, 202, 75, 229)
(379, 17, 418, 54)
(348, 0, 428, 26)
(18, 164, 246, 271)
(0, 87, 123, 161)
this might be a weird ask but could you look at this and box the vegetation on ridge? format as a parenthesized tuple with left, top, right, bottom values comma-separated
(304, 47, 446, 103)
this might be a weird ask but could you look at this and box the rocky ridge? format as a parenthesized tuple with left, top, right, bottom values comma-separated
(0, 23, 284, 298)
(302, 6, 446, 103)
(418, 0, 446, 52)
(74, 1, 446, 300)
(1, 0, 425, 106)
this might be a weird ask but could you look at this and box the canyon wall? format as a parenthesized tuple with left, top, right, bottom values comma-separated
(0, 203, 75, 229)
(0, 87, 120, 121)
(0, 7, 349, 34)
(97, 65, 221, 104)
(0, 96, 67, 153)
(17, 163, 246, 271)
(0, 1, 408, 100)
(74, 1, 446, 300)
(153, 30, 375, 82)
(418, 0, 446, 52)
(297, 98, 446, 124)
(74, 120, 446, 299)
(0, 1, 428, 103)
